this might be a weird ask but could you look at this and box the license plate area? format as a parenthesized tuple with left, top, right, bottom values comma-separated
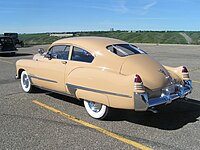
(168, 84, 175, 94)
(162, 84, 176, 95)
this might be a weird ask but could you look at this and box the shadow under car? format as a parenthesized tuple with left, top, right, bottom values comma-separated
(32, 89, 200, 130)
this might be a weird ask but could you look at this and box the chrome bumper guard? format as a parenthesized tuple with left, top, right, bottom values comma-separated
(134, 80, 192, 111)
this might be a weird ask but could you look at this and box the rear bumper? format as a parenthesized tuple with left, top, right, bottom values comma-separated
(134, 80, 192, 111)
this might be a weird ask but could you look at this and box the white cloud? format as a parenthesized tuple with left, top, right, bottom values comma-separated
(140, 0, 157, 15)
(143, 1, 157, 10)
(83, 0, 129, 13)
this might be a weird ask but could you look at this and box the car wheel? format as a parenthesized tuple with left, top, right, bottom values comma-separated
(84, 100, 109, 119)
(21, 71, 33, 93)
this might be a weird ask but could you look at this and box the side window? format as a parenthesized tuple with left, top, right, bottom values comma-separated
(71, 46, 94, 63)
(48, 45, 70, 60)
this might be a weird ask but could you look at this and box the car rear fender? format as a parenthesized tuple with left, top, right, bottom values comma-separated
(76, 89, 110, 106)
(164, 65, 190, 82)
(66, 67, 135, 109)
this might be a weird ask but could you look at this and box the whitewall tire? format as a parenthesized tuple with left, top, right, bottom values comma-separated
(21, 71, 33, 93)
(84, 100, 109, 119)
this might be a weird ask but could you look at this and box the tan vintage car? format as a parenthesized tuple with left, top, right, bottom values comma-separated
(16, 37, 192, 119)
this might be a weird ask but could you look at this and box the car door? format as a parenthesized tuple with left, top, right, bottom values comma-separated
(64, 46, 94, 95)
(30, 45, 70, 92)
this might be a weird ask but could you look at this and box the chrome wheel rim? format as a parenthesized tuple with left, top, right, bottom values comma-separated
(88, 102, 102, 112)
(23, 74, 29, 88)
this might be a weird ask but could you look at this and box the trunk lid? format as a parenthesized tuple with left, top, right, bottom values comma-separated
(120, 54, 171, 90)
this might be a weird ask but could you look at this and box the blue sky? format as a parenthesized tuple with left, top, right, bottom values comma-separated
(0, 0, 199, 33)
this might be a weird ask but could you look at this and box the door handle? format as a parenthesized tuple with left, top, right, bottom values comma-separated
(61, 61, 68, 64)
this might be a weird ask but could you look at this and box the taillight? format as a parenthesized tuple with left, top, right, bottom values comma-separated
(134, 74, 144, 90)
(134, 74, 142, 83)
(182, 66, 189, 79)
(182, 66, 188, 73)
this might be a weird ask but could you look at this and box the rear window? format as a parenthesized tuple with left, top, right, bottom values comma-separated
(107, 44, 146, 57)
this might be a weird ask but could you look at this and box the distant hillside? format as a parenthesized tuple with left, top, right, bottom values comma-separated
(19, 33, 61, 45)
(76, 31, 187, 44)
(18, 31, 200, 45)
(185, 31, 200, 44)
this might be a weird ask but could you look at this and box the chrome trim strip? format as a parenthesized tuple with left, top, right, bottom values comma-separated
(30, 75, 57, 83)
(66, 83, 132, 98)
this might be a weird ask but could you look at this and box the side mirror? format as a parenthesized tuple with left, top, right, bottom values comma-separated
(45, 53, 52, 60)
(38, 48, 45, 55)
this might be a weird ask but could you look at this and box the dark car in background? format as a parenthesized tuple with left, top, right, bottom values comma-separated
(0, 36, 18, 55)
(4, 33, 24, 47)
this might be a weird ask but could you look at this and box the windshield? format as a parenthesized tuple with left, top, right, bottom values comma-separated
(107, 44, 146, 57)
(0, 38, 13, 44)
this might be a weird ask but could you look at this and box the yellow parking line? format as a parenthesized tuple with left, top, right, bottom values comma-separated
(32, 100, 152, 150)
(0, 59, 13, 64)
(192, 80, 200, 84)
(194, 70, 200, 72)
(190, 69, 200, 72)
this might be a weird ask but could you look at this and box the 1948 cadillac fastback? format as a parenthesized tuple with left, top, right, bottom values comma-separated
(16, 37, 192, 119)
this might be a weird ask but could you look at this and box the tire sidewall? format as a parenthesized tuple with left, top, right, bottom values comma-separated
(21, 71, 32, 93)
(84, 100, 108, 119)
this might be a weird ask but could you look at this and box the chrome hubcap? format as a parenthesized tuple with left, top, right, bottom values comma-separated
(23, 74, 29, 88)
(88, 102, 102, 112)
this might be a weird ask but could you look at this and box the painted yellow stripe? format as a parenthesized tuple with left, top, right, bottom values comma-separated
(190, 69, 200, 72)
(32, 100, 152, 150)
(0, 59, 13, 64)
(192, 80, 200, 84)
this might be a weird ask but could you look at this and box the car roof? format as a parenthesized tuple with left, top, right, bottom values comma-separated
(50, 36, 135, 72)
(51, 36, 128, 53)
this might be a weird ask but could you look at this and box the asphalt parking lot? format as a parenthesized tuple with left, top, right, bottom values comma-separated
(0, 44, 200, 150)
